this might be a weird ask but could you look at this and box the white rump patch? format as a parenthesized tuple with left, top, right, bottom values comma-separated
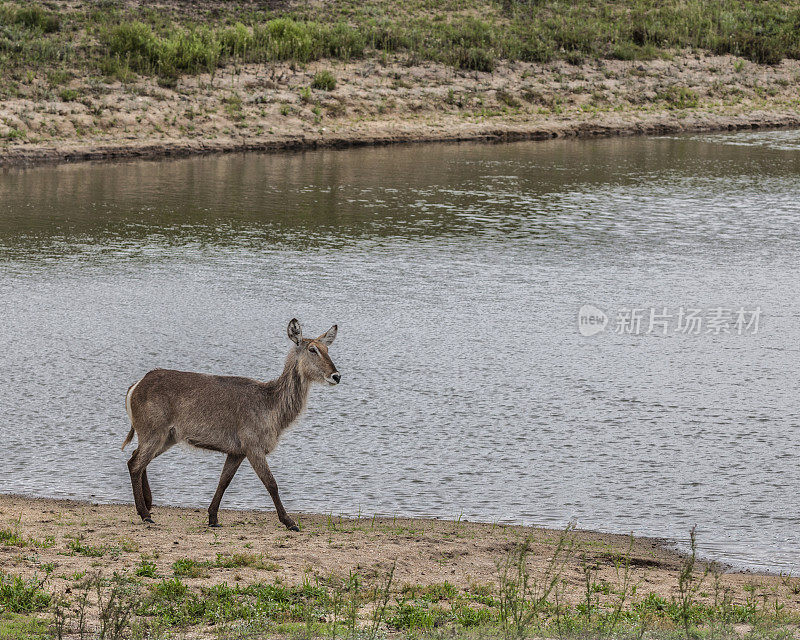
(125, 379, 142, 424)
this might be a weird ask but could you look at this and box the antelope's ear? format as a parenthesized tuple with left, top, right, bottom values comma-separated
(318, 324, 337, 346)
(287, 319, 303, 345)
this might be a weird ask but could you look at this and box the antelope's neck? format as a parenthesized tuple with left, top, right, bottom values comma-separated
(274, 358, 311, 432)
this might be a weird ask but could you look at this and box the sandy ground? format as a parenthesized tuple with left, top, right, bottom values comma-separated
(2, 52, 799, 166)
(1, 493, 799, 614)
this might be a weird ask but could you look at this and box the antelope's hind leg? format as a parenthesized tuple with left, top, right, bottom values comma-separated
(127, 449, 153, 523)
(208, 454, 245, 527)
(127, 438, 173, 524)
(142, 468, 153, 512)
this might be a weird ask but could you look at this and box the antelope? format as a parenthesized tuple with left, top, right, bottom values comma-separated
(122, 319, 340, 530)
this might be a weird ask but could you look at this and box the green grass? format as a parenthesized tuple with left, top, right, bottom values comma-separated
(171, 553, 278, 578)
(657, 86, 700, 109)
(214, 552, 279, 571)
(138, 578, 322, 627)
(0, 612, 50, 640)
(0, 573, 50, 614)
(99, 17, 366, 79)
(172, 558, 212, 579)
(401, 581, 459, 601)
(1, 0, 799, 99)
(1, 532, 799, 640)
(0, 4, 59, 33)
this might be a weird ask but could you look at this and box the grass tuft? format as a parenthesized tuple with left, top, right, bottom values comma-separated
(67, 536, 105, 557)
(0, 529, 26, 548)
(311, 70, 336, 91)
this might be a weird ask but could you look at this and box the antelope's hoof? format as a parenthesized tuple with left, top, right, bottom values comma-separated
(142, 517, 155, 524)
(209, 522, 221, 528)
(287, 524, 300, 532)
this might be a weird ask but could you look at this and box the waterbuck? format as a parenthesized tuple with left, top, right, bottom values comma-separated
(122, 319, 340, 530)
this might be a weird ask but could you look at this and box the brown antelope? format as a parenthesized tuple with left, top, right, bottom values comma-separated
(122, 319, 340, 530)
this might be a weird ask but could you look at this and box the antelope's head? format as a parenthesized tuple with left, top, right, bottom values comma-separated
(288, 318, 340, 385)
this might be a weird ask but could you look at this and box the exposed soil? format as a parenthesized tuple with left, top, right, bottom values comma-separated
(2, 52, 799, 166)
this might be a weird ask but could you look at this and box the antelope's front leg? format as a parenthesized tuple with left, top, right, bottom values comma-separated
(246, 451, 300, 531)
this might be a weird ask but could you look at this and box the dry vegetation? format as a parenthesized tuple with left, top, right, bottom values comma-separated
(2, 495, 800, 639)
(0, 0, 799, 164)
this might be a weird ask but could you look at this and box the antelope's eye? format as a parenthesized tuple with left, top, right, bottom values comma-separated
(308, 345, 319, 355)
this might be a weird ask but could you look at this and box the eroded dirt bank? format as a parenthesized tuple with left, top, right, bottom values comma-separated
(2, 53, 799, 167)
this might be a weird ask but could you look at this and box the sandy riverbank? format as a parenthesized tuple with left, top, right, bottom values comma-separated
(2, 494, 687, 594)
(1, 493, 800, 639)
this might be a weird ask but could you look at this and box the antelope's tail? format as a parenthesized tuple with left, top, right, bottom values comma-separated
(121, 427, 135, 451)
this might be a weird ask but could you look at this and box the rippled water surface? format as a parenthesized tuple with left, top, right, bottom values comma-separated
(2, 131, 800, 572)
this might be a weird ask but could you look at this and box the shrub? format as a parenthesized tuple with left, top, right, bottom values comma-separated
(656, 86, 699, 109)
(0, 573, 50, 613)
(14, 6, 60, 33)
(311, 70, 336, 91)
(453, 47, 494, 71)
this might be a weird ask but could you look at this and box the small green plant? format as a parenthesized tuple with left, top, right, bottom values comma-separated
(117, 538, 138, 553)
(4, 129, 26, 141)
(67, 536, 105, 557)
(311, 70, 336, 91)
(675, 526, 708, 640)
(388, 600, 444, 630)
(46, 69, 71, 87)
(781, 572, 800, 595)
(96, 574, 139, 640)
(30, 535, 55, 549)
(0, 528, 27, 547)
(223, 93, 244, 120)
(172, 558, 212, 578)
(299, 86, 313, 103)
(214, 552, 278, 570)
(496, 90, 520, 108)
(498, 526, 574, 639)
(367, 562, 395, 638)
(59, 89, 80, 102)
(136, 557, 158, 578)
(656, 86, 698, 109)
